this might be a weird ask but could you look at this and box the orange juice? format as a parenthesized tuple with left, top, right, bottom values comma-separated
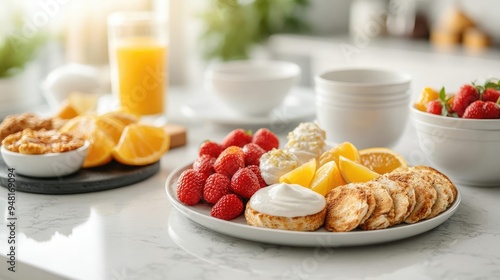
(115, 38, 167, 116)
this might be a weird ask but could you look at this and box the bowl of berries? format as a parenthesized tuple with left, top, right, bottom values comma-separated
(410, 80, 500, 186)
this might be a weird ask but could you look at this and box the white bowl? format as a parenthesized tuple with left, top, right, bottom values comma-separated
(316, 101, 409, 149)
(316, 94, 411, 108)
(205, 60, 300, 116)
(315, 68, 411, 95)
(1, 141, 90, 178)
(410, 106, 500, 186)
(316, 88, 411, 103)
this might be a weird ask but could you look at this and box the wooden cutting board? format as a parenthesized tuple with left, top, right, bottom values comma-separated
(0, 158, 159, 194)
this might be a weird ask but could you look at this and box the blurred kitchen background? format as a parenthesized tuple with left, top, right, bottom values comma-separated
(1, 0, 500, 117)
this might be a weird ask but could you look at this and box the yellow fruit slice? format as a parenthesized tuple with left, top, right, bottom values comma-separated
(279, 158, 317, 188)
(319, 142, 360, 167)
(67, 92, 99, 114)
(339, 156, 379, 183)
(55, 101, 79, 119)
(359, 147, 408, 174)
(309, 161, 346, 196)
(112, 123, 170, 166)
(96, 115, 126, 144)
(415, 87, 439, 112)
(60, 115, 115, 168)
(101, 110, 140, 126)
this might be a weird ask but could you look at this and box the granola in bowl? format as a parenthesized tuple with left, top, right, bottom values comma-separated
(2, 129, 85, 154)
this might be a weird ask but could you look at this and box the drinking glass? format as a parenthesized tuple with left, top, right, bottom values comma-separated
(108, 11, 168, 122)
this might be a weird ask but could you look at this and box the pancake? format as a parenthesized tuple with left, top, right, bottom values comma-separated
(359, 181, 395, 230)
(376, 175, 415, 225)
(245, 203, 326, 231)
(325, 184, 369, 232)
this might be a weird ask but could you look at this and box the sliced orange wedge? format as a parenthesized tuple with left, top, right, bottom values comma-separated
(319, 142, 360, 167)
(339, 156, 379, 183)
(309, 161, 346, 196)
(112, 123, 170, 166)
(279, 158, 317, 188)
(359, 147, 408, 174)
(95, 115, 126, 144)
(60, 115, 115, 168)
(101, 110, 140, 127)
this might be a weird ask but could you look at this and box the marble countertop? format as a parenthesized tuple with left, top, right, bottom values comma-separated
(1, 87, 500, 280)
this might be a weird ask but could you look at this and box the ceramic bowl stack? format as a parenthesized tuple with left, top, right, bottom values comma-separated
(315, 68, 412, 149)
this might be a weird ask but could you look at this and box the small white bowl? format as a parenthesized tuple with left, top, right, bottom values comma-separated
(205, 60, 300, 116)
(315, 68, 411, 95)
(410, 106, 500, 186)
(1, 141, 90, 178)
(316, 101, 409, 149)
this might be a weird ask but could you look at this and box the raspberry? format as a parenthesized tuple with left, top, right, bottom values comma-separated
(452, 84, 479, 117)
(221, 129, 252, 149)
(203, 173, 231, 204)
(176, 169, 203, 205)
(210, 194, 244, 221)
(193, 154, 216, 182)
(199, 141, 223, 158)
(252, 128, 279, 151)
(230, 167, 260, 199)
(247, 165, 267, 188)
(242, 143, 266, 166)
(214, 146, 245, 178)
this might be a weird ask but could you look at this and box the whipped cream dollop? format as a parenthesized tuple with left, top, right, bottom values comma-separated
(249, 183, 326, 218)
(285, 122, 326, 165)
(259, 149, 299, 185)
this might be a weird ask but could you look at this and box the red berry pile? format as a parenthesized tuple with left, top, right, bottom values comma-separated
(419, 80, 500, 119)
(176, 128, 279, 221)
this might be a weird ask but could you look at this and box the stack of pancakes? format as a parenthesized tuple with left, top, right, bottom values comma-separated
(325, 165, 457, 232)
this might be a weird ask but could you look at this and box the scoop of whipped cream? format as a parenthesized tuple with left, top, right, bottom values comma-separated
(284, 122, 326, 165)
(259, 149, 299, 185)
(249, 183, 326, 217)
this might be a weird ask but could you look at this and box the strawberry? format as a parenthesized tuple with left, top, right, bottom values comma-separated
(176, 169, 203, 205)
(452, 84, 479, 117)
(463, 100, 500, 119)
(213, 146, 245, 177)
(247, 165, 267, 188)
(210, 194, 244, 220)
(221, 129, 252, 149)
(230, 167, 260, 199)
(203, 173, 231, 204)
(481, 88, 500, 103)
(252, 128, 279, 151)
(242, 143, 266, 166)
(193, 154, 216, 182)
(426, 100, 443, 115)
(199, 141, 223, 158)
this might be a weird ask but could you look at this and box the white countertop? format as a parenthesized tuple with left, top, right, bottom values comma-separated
(1, 86, 500, 280)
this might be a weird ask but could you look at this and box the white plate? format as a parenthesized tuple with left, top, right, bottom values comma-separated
(180, 87, 316, 126)
(165, 163, 462, 247)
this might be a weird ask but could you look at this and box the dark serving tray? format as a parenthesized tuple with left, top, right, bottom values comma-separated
(0, 158, 159, 194)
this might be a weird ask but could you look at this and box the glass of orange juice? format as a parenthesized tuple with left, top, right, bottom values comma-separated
(107, 12, 168, 123)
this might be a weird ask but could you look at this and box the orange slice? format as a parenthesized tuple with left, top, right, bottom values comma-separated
(359, 147, 408, 174)
(55, 101, 79, 119)
(415, 87, 439, 112)
(309, 161, 346, 196)
(319, 142, 360, 167)
(112, 123, 170, 166)
(279, 158, 317, 188)
(67, 92, 99, 115)
(339, 156, 379, 183)
(95, 115, 126, 144)
(60, 115, 115, 168)
(101, 110, 140, 126)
